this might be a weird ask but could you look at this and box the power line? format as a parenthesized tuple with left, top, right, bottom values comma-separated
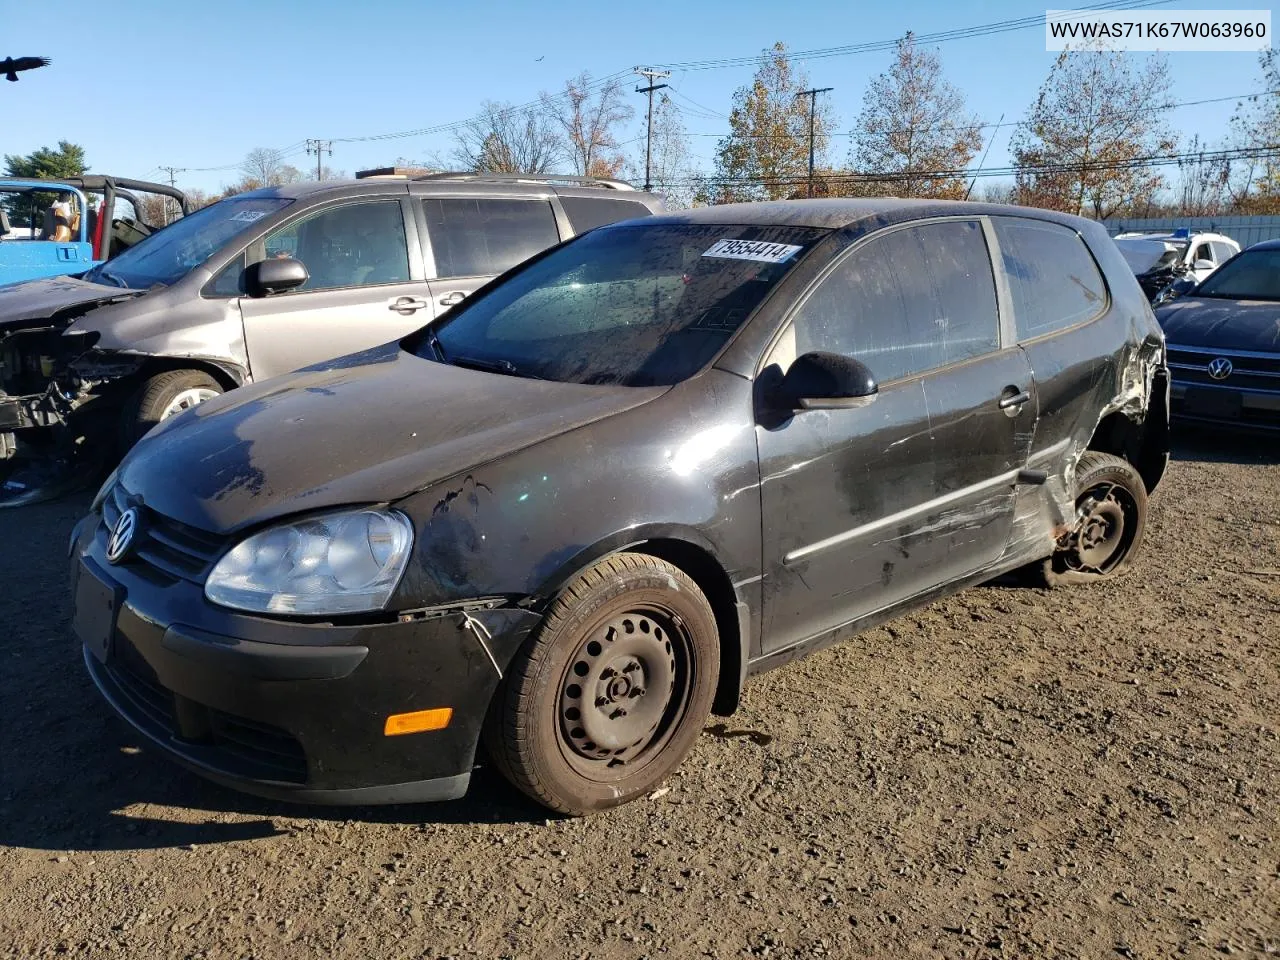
(670, 143, 1280, 189)
(653, 0, 1173, 72)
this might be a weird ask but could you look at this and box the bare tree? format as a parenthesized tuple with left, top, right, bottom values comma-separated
(542, 73, 633, 178)
(1175, 135, 1231, 216)
(978, 180, 1016, 205)
(1225, 50, 1280, 212)
(451, 101, 563, 174)
(1011, 45, 1176, 219)
(848, 33, 983, 199)
(705, 43, 831, 202)
(240, 148, 284, 186)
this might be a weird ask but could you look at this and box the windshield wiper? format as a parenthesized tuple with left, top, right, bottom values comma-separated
(98, 270, 129, 289)
(424, 328, 446, 362)
(449, 354, 544, 380)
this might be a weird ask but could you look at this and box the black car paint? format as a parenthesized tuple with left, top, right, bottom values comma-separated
(74, 200, 1170, 803)
(1157, 294, 1280, 430)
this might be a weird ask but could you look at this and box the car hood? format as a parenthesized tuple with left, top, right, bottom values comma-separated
(0, 274, 143, 329)
(119, 344, 666, 535)
(1156, 296, 1280, 352)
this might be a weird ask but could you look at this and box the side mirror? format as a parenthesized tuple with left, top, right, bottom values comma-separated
(246, 257, 309, 297)
(1192, 259, 1214, 272)
(779, 351, 879, 410)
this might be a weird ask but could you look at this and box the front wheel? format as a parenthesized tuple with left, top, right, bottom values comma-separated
(121, 369, 223, 449)
(484, 553, 720, 815)
(1042, 451, 1148, 586)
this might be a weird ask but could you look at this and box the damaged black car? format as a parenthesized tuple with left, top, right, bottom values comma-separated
(72, 199, 1170, 815)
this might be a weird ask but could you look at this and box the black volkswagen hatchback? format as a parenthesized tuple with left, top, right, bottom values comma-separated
(72, 200, 1170, 815)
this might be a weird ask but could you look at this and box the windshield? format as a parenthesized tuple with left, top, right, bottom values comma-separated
(426, 223, 828, 386)
(83, 196, 292, 288)
(1194, 248, 1280, 300)
(1115, 238, 1180, 275)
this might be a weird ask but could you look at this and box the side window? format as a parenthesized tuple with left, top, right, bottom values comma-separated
(778, 220, 999, 384)
(259, 201, 409, 292)
(560, 196, 652, 234)
(993, 218, 1106, 341)
(1211, 241, 1236, 264)
(424, 198, 560, 279)
(208, 252, 246, 297)
(1192, 243, 1214, 265)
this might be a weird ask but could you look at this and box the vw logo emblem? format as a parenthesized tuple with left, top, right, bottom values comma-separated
(1207, 357, 1233, 380)
(106, 507, 139, 564)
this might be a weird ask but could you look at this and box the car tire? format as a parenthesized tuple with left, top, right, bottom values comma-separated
(1041, 451, 1148, 587)
(122, 370, 223, 449)
(484, 552, 720, 815)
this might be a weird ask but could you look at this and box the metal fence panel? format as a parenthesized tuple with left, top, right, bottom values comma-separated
(1103, 215, 1280, 249)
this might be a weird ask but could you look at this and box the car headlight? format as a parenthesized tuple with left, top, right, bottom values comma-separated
(205, 508, 414, 616)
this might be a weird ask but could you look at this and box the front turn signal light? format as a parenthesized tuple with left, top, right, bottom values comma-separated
(384, 707, 453, 736)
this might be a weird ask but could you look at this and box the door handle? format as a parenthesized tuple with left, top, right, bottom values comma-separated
(998, 389, 1031, 410)
(388, 296, 430, 315)
(438, 291, 467, 307)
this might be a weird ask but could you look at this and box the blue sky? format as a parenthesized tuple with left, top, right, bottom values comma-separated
(0, 0, 1266, 195)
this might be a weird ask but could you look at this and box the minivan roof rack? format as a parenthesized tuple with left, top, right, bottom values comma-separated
(411, 172, 637, 191)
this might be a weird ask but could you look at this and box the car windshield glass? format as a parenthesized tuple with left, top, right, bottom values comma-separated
(426, 223, 827, 386)
(83, 196, 292, 289)
(1194, 249, 1280, 300)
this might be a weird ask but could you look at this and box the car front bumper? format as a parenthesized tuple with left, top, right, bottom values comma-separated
(71, 514, 541, 804)
(1169, 380, 1280, 431)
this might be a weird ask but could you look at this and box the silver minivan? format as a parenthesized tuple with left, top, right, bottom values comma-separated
(0, 173, 663, 502)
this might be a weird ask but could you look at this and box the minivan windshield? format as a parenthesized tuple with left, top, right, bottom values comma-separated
(83, 196, 292, 289)
(1194, 248, 1280, 300)
(426, 222, 828, 386)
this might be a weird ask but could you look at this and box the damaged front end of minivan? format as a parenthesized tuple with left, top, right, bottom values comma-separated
(0, 276, 245, 506)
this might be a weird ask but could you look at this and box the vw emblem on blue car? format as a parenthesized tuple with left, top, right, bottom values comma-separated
(1207, 357, 1233, 380)
(106, 507, 140, 564)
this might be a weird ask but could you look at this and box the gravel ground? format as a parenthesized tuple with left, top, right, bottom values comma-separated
(1, 431, 1277, 959)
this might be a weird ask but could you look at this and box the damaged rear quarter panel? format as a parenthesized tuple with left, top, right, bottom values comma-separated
(1002, 220, 1167, 564)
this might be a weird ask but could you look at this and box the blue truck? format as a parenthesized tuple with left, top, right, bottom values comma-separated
(0, 176, 190, 285)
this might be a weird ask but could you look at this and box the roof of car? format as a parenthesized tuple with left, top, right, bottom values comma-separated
(241, 177, 662, 204)
(1247, 238, 1280, 251)
(644, 198, 1090, 231)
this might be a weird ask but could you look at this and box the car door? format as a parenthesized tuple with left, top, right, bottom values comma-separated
(756, 218, 1035, 655)
(239, 196, 432, 381)
(418, 196, 562, 312)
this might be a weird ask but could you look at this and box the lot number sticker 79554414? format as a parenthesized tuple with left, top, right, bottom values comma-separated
(701, 239, 803, 263)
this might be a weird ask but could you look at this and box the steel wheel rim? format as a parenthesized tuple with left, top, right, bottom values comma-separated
(557, 606, 693, 776)
(1064, 481, 1139, 575)
(160, 388, 219, 420)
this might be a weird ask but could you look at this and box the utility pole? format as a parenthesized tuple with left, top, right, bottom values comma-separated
(306, 139, 333, 181)
(158, 165, 185, 225)
(795, 87, 833, 198)
(634, 67, 670, 192)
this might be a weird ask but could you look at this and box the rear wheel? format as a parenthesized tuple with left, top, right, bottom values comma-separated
(484, 553, 719, 815)
(1042, 451, 1148, 586)
(121, 370, 222, 449)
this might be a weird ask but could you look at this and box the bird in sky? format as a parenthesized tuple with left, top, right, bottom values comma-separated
(1, 56, 51, 82)
(535, 56, 544, 62)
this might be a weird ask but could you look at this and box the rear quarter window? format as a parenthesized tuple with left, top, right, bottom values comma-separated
(559, 196, 653, 234)
(993, 218, 1108, 341)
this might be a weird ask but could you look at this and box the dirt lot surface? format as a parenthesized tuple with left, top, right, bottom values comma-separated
(1, 431, 1277, 959)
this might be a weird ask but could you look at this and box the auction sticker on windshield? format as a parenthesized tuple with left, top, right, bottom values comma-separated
(702, 239, 803, 263)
